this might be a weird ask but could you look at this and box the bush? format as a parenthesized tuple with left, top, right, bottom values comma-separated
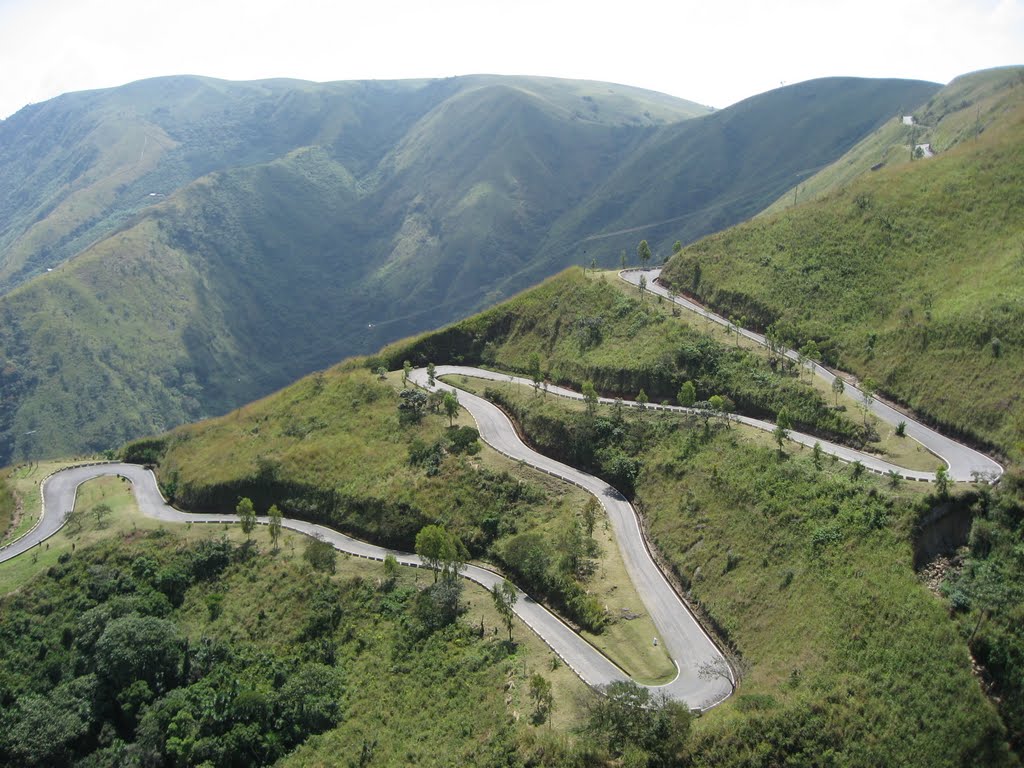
(447, 426, 481, 455)
(120, 437, 167, 465)
(303, 536, 337, 574)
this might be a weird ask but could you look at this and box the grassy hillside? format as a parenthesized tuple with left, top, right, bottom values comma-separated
(762, 67, 1024, 215)
(133, 366, 682, 677)
(374, 268, 908, 453)
(0, 74, 936, 464)
(13, 256, 1004, 762)
(661, 79, 1024, 460)
(524, 77, 940, 280)
(103, 267, 1016, 764)
(479, 381, 1012, 765)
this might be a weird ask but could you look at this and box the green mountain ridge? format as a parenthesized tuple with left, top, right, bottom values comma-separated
(0, 74, 939, 464)
(659, 67, 1024, 461)
(524, 76, 941, 274)
(762, 66, 1024, 214)
(0, 74, 703, 293)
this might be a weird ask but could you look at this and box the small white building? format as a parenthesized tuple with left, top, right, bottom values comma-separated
(902, 115, 916, 125)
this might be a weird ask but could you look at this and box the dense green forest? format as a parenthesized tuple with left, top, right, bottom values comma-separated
(0, 524, 563, 766)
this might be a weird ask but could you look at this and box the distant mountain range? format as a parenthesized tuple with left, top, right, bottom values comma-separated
(0, 73, 939, 463)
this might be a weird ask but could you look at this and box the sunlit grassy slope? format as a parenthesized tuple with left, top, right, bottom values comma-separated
(762, 66, 1024, 215)
(661, 72, 1024, 460)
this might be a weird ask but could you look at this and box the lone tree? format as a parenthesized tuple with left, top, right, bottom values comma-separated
(426, 362, 437, 386)
(638, 273, 647, 299)
(636, 389, 649, 410)
(860, 378, 877, 427)
(442, 390, 459, 427)
(398, 389, 428, 425)
(673, 240, 683, 253)
(582, 381, 599, 417)
(236, 497, 256, 540)
(92, 503, 111, 529)
(637, 239, 652, 268)
(774, 408, 793, 453)
(935, 465, 951, 499)
(529, 674, 554, 725)
(415, 524, 466, 582)
(402, 360, 412, 385)
(831, 376, 845, 406)
(709, 394, 733, 427)
(773, 422, 788, 454)
(382, 554, 400, 586)
(64, 508, 83, 535)
(528, 353, 543, 395)
(678, 380, 696, 407)
(491, 579, 518, 641)
(268, 504, 283, 552)
(800, 340, 820, 374)
(303, 534, 337, 573)
(582, 497, 600, 537)
(697, 654, 745, 695)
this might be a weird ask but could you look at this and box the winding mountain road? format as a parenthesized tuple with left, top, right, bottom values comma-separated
(0, 267, 1002, 710)
(620, 268, 1003, 483)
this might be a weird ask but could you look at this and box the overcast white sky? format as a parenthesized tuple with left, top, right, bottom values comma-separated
(0, 0, 1021, 119)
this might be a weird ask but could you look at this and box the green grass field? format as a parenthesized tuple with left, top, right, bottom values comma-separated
(123, 366, 675, 680)
(761, 67, 1024, 216)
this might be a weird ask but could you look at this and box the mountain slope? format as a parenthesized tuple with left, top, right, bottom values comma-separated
(0, 74, 705, 295)
(660, 70, 1024, 459)
(121, 270, 1012, 764)
(0, 75, 938, 463)
(761, 66, 1024, 215)
(520, 76, 941, 279)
